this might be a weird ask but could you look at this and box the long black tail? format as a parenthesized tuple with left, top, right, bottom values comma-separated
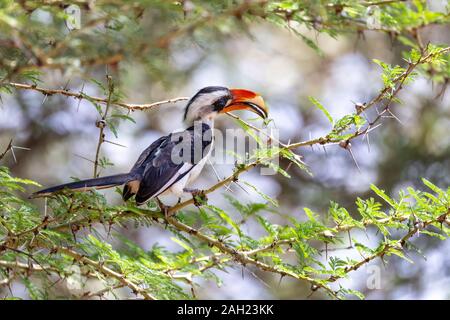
(30, 173, 132, 198)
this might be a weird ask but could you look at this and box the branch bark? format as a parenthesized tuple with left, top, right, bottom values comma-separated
(5, 82, 189, 111)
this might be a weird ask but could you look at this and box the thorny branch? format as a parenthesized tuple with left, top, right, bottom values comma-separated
(40, 206, 339, 297)
(7, 189, 448, 299)
(327, 209, 450, 283)
(164, 215, 339, 297)
(0, 140, 13, 161)
(93, 75, 113, 178)
(2, 0, 267, 79)
(0, 139, 30, 163)
(81, 283, 126, 299)
(0, 251, 152, 300)
(164, 46, 450, 219)
(57, 246, 156, 300)
(2, 45, 449, 298)
(4, 82, 189, 111)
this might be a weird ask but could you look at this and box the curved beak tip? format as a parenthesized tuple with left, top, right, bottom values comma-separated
(226, 88, 269, 119)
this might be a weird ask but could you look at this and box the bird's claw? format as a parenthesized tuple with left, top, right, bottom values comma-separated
(184, 188, 208, 207)
(156, 197, 173, 219)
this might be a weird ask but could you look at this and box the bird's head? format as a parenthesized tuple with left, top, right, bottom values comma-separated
(183, 86, 268, 124)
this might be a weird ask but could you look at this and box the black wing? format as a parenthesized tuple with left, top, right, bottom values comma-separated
(134, 134, 193, 204)
(122, 135, 178, 201)
(126, 123, 213, 204)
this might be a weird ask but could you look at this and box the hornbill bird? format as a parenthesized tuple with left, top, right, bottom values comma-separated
(31, 86, 268, 216)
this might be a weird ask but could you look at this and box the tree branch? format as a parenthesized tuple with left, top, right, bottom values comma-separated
(5, 82, 189, 111)
(328, 209, 450, 282)
(56, 246, 157, 300)
(92, 76, 113, 178)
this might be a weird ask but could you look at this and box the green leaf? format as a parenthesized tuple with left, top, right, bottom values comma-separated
(422, 178, 443, 195)
(309, 96, 333, 125)
(304, 207, 318, 222)
(256, 215, 278, 237)
(171, 237, 194, 253)
(235, 117, 264, 146)
(242, 181, 278, 207)
(90, 78, 106, 93)
(371, 185, 396, 207)
(106, 119, 119, 138)
(207, 205, 242, 238)
(110, 113, 136, 123)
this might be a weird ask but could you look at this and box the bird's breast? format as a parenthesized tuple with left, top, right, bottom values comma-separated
(166, 140, 213, 197)
(187, 151, 209, 185)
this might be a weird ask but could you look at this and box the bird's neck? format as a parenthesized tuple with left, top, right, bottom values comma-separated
(187, 116, 215, 130)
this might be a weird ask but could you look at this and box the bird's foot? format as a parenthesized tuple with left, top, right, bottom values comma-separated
(156, 197, 173, 219)
(184, 188, 208, 207)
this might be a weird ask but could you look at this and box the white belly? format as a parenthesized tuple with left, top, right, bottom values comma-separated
(167, 142, 213, 197)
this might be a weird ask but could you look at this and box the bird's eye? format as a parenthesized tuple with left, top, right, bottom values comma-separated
(214, 96, 230, 110)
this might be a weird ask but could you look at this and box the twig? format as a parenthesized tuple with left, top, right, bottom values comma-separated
(0, 139, 13, 161)
(0, 260, 59, 274)
(164, 215, 339, 298)
(362, 0, 408, 6)
(327, 210, 450, 282)
(93, 75, 113, 178)
(226, 112, 286, 147)
(82, 283, 126, 299)
(5, 82, 189, 111)
(287, 46, 450, 151)
(57, 246, 156, 300)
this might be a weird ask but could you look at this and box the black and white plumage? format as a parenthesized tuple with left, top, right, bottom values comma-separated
(122, 122, 213, 205)
(31, 86, 268, 211)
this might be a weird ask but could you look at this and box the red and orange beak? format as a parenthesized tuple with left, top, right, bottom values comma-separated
(220, 89, 268, 119)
